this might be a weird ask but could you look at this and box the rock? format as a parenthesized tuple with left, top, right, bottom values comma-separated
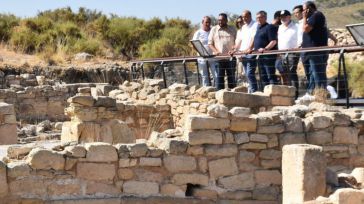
(127, 143, 148, 157)
(234, 132, 250, 144)
(229, 107, 251, 119)
(7, 144, 35, 159)
(161, 184, 186, 197)
(329, 188, 364, 204)
(307, 131, 333, 145)
(186, 115, 230, 130)
(218, 172, 255, 190)
(123, 181, 159, 196)
(252, 186, 280, 201)
(77, 163, 115, 181)
(7, 161, 31, 178)
(172, 173, 209, 186)
(186, 130, 223, 145)
(216, 90, 270, 107)
(26, 148, 65, 170)
(94, 96, 116, 107)
(259, 149, 281, 160)
(333, 126, 359, 144)
(255, 170, 282, 186)
(139, 157, 162, 167)
(205, 144, 238, 157)
(164, 155, 196, 173)
(264, 85, 296, 97)
(0, 161, 8, 197)
(85, 142, 118, 162)
(67, 96, 95, 106)
(0, 124, 17, 144)
(100, 120, 135, 144)
(64, 145, 87, 158)
(74, 52, 94, 61)
(207, 104, 228, 118)
(230, 117, 257, 132)
(208, 157, 238, 179)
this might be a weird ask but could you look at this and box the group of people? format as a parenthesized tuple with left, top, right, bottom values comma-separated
(192, 1, 336, 98)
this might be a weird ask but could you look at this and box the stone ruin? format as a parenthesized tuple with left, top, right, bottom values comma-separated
(0, 74, 364, 203)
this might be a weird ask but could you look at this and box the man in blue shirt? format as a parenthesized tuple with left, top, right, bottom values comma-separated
(253, 11, 278, 88)
(302, 1, 328, 94)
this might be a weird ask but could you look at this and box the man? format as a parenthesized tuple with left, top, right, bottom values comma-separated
(192, 16, 217, 87)
(252, 11, 278, 88)
(302, 1, 329, 93)
(277, 10, 299, 98)
(209, 13, 237, 90)
(234, 10, 258, 93)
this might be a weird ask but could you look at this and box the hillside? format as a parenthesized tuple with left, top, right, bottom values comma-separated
(318, 1, 364, 28)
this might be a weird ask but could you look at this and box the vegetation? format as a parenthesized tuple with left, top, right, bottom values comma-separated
(346, 60, 364, 97)
(0, 7, 197, 62)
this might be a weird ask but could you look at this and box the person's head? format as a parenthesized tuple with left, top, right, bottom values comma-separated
(241, 10, 252, 25)
(201, 16, 211, 31)
(303, 1, 317, 17)
(293, 5, 303, 20)
(256, 11, 267, 25)
(280, 10, 292, 26)
(235, 16, 243, 29)
(273, 10, 282, 25)
(218, 13, 228, 28)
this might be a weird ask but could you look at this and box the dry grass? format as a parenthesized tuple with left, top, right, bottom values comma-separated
(313, 87, 334, 105)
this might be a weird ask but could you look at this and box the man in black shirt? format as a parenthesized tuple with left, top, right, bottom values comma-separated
(253, 11, 278, 88)
(302, 1, 328, 94)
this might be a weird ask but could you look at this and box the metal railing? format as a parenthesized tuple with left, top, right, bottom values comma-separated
(130, 45, 364, 108)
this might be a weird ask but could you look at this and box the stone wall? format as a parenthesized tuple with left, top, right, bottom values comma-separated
(2, 97, 364, 202)
(0, 103, 17, 144)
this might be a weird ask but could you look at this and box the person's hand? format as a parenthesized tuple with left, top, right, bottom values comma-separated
(303, 9, 309, 18)
(244, 48, 252, 54)
(258, 48, 265, 53)
(228, 50, 235, 56)
(213, 51, 221, 55)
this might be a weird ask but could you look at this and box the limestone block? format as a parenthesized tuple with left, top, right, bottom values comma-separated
(61, 121, 83, 143)
(257, 111, 282, 126)
(207, 104, 228, 118)
(85, 142, 118, 162)
(257, 124, 285, 134)
(230, 117, 257, 132)
(250, 134, 269, 143)
(208, 157, 238, 179)
(0, 102, 15, 115)
(351, 168, 364, 188)
(127, 143, 148, 157)
(164, 155, 196, 173)
(0, 161, 7, 197)
(234, 132, 250, 144)
(307, 131, 333, 145)
(9, 177, 46, 198)
(279, 133, 306, 149)
(77, 122, 101, 143)
(205, 144, 238, 157)
(192, 188, 218, 200)
(161, 184, 186, 197)
(216, 90, 270, 107)
(119, 159, 137, 168)
(333, 126, 359, 144)
(118, 168, 134, 180)
(7, 161, 31, 178)
(310, 114, 332, 129)
(264, 85, 296, 97)
(198, 157, 208, 173)
(259, 149, 281, 160)
(115, 144, 130, 158)
(156, 138, 188, 154)
(172, 173, 209, 186)
(26, 148, 65, 170)
(95, 96, 116, 107)
(186, 115, 230, 130)
(139, 157, 162, 167)
(271, 96, 294, 106)
(255, 170, 282, 186)
(85, 182, 120, 196)
(0, 124, 17, 144)
(4, 114, 16, 124)
(78, 87, 91, 94)
(187, 146, 204, 156)
(123, 181, 159, 196)
(186, 130, 223, 145)
(48, 180, 82, 198)
(64, 145, 86, 158)
(134, 169, 163, 183)
(65, 106, 97, 122)
(261, 159, 281, 169)
(229, 107, 251, 119)
(282, 144, 326, 204)
(239, 150, 256, 163)
(77, 163, 115, 181)
(218, 191, 252, 200)
(239, 142, 266, 150)
(322, 111, 351, 126)
(224, 131, 235, 143)
(101, 120, 135, 144)
(67, 96, 94, 106)
(252, 186, 280, 201)
(329, 188, 364, 204)
(217, 172, 255, 190)
(284, 116, 304, 133)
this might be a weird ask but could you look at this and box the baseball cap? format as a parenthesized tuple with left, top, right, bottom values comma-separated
(280, 10, 291, 16)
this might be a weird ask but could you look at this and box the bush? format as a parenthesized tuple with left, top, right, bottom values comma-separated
(72, 38, 101, 55)
(0, 14, 19, 42)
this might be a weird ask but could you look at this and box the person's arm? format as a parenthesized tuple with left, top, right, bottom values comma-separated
(302, 10, 313, 33)
(328, 31, 338, 45)
(258, 25, 277, 53)
(208, 27, 221, 55)
(192, 30, 199, 40)
(258, 40, 277, 53)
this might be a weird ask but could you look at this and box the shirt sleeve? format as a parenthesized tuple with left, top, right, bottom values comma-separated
(208, 27, 215, 45)
(307, 12, 318, 28)
(192, 30, 199, 40)
(268, 25, 278, 42)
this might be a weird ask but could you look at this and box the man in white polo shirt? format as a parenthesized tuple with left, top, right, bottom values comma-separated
(234, 10, 258, 93)
(192, 16, 217, 87)
(277, 10, 299, 98)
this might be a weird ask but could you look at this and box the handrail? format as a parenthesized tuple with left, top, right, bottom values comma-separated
(130, 44, 364, 64)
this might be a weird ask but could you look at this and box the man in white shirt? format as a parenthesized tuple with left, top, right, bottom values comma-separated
(234, 10, 258, 93)
(277, 10, 300, 98)
(192, 16, 217, 87)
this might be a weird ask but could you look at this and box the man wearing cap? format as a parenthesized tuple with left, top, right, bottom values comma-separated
(209, 13, 237, 90)
(277, 10, 299, 98)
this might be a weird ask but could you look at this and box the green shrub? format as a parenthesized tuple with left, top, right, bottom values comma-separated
(71, 38, 101, 55)
(0, 14, 19, 42)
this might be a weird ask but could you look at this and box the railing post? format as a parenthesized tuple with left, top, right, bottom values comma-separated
(256, 55, 262, 91)
(339, 49, 350, 108)
(206, 59, 212, 86)
(160, 61, 167, 88)
(182, 60, 189, 85)
(140, 62, 145, 80)
(130, 63, 136, 81)
(195, 60, 201, 85)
